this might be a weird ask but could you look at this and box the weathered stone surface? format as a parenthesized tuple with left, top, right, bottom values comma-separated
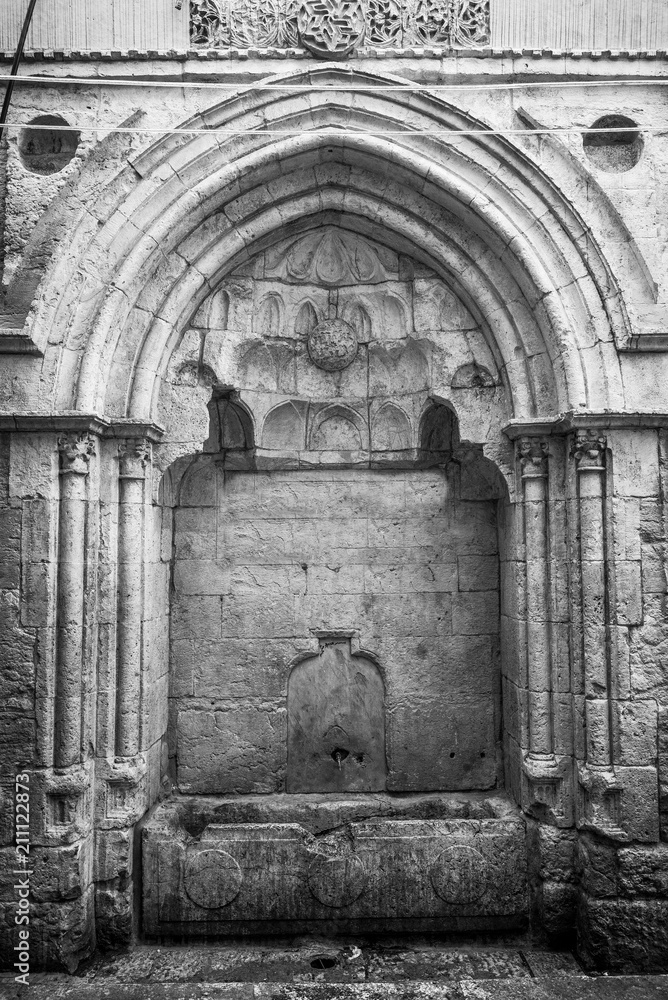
(578, 896, 668, 974)
(3, 37, 668, 975)
(171, 467, 500, 794)
(143, 794, 527, 935)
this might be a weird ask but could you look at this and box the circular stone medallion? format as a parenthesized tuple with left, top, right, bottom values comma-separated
(307, 319, 358, 371)
(308, 854, 366, 907)
(430, 845, 488, 905)
(183, 848, 243, 909)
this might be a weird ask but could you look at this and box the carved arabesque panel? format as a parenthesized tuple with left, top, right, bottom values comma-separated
(189, 0, 490, 52)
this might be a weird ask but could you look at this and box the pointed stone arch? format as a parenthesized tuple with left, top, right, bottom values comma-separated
(9, 66, 654, 429)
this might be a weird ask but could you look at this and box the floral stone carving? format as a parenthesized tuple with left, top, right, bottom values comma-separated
(189, 0, 490, 52)
(298, 0, 366, 57)
(307, 319, 359, 370)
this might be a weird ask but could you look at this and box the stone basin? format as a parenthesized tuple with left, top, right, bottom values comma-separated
(142, 792, 528, 938)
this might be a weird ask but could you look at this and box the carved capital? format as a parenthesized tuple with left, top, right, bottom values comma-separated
(118, 437, 151, 479)
(58, 433, 95, 475)
(518, 436, 548, 477)
(572, 431, 606, 470)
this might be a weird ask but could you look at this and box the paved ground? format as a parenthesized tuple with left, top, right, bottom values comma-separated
(1, 943, 667, 999)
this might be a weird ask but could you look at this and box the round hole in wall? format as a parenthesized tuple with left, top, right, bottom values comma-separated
(583, 115, 642, 173)
(449, 752, 456, 758)
(311, 956, 337, 970)
(18, 115, 79, 174)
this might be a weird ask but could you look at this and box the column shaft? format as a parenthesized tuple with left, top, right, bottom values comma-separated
(520, 438, 552, 757)
(54, 435, 94, 769)
(115, 439, 149, 757)
(575, 433, 611, 767)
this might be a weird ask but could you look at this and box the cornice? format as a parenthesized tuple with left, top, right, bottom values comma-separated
(0, 414, 164, 441)
(504, 412, 668, 439)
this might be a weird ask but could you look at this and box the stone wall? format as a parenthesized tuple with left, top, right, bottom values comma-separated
(170, 466, 501, 795)
(1, 39, 668, 974)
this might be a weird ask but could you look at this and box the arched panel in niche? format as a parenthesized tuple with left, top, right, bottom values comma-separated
(262, 400, 307, 451)
(192, 288, 230, 330)
(255, 293, 283, 338)
(452, 362, 498, 389)
(344, 301, 373, 341)
(204, 396, 255, 453)
(294, 300, 319, 337)
(372, 403, 412, 451)
(308, 405, 367, 451)
(419, 401, 459, 457)
(382, 294, 409, 339)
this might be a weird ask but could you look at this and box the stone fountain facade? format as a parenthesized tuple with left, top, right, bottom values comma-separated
(1, 0, 668, 976)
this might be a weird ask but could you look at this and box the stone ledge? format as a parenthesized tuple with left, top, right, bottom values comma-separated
(2, 974, 668, 999)
(1, 48, 668, 61)
(0, 414, 164, 440)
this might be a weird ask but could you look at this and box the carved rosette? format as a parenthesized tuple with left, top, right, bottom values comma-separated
(298, 0, 366, 58)
(518, 436, 548, 478)
(118, 438, 151, 479)
(572, 431, 606, 470)
(58, 433, 96, 475)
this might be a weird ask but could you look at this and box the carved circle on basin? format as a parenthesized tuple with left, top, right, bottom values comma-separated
(308, 854, 367, 907)
(183, 848, 243, 908)
(430, 845, 488, 904)
(307, 319, 358, 371)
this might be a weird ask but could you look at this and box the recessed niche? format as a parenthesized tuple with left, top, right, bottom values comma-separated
(18, 115, 79, 174)
(583, 115, 642, 173)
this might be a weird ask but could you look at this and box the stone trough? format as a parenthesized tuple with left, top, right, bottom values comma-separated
(142, 792, 527, 938)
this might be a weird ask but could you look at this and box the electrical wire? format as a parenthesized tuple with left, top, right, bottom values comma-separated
(1, 73, 668, 93)
(1, 122, 663, 137)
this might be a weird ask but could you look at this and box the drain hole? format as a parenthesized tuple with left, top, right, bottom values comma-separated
(311, 956, 337, 969)
(449, 752, 456, 758)
(331, 747, 349, 763)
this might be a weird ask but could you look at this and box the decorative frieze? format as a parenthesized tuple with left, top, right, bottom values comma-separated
(189, 0, 490, 53)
